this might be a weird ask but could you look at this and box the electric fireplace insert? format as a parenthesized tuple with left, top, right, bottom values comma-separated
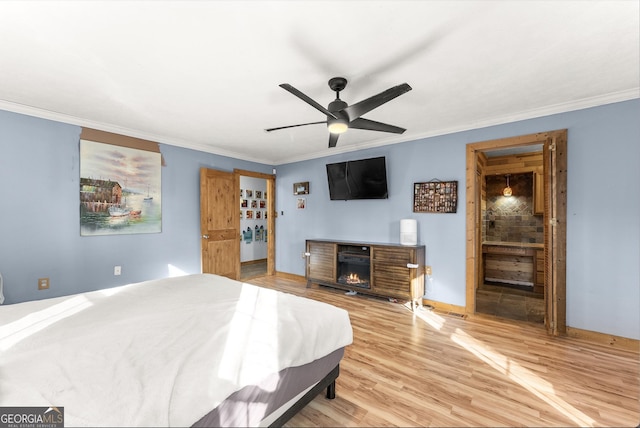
(336, 245, 371, 289)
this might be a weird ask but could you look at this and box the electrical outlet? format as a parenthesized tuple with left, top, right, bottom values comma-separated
(425, 266, 432, 276)
(38, 277, 50, 290)
(114, 266, 121, 276)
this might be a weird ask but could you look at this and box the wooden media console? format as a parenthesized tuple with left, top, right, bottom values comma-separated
(305, 239, 425, 310)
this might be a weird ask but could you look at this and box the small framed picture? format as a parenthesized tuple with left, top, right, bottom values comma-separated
(259, 200, 266, 209)
(246, 189, 253, 198)
(256, 211, 262, 219)
(251, 199, 258, 208)
(297, 198, 306, 209)
(246, 210, 254, 219)
(256, 190, 263, 199)
(241, 199, 248, 208)
(293, 182, 309, 195)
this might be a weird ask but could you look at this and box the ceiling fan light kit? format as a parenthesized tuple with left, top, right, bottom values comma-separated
(327, 118, 348, 134)
(266, 77, 412, 148)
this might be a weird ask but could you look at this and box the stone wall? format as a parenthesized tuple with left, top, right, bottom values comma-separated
(483, 172, 543, 243)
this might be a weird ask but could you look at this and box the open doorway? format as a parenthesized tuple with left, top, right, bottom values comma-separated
(236, 169, 276, 280)
(475, 148, 545, 324)
(465, 130, 567, 335)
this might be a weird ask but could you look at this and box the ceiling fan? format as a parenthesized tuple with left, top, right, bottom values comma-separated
(265, 77, 412, 148)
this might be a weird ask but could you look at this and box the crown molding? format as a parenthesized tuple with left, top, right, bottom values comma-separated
(2, 88, 637, 166)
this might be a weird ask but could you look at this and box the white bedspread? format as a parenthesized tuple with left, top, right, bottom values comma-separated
(0, 274, 353, 427)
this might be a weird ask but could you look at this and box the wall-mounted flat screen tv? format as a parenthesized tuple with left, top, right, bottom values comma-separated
(326, 156, 388, 200)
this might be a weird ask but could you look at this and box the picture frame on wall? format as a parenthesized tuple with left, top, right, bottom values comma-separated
(413, 180, 458, 213)
(80, 139, 162, 236)
(293, 181, 309, 195)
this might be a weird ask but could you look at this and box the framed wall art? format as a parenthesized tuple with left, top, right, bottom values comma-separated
(293, 181, 309, 195)
(80, 139, 162, 235)
(413, 180, 458, 213)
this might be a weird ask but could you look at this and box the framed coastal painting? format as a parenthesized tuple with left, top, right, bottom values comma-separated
(80, 140, 162, 236)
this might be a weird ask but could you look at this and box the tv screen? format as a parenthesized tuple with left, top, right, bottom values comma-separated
(326, 156, 388, 200)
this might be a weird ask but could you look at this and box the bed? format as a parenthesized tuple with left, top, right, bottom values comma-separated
(0, 273, 353, 427)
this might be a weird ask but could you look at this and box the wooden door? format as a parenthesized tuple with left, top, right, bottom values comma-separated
(544, 133, 568, 335)
(200, 168, 240, 279)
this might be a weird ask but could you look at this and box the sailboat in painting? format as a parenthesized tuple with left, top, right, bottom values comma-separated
(144, 185, 153, 201)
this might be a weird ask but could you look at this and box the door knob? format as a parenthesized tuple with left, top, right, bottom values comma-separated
(202, 234, 209, 239)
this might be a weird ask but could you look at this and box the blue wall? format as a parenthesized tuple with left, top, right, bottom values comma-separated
(274, 99, 640, 340)
(1, 100, 638, 340)
(0, 110, 272, 304)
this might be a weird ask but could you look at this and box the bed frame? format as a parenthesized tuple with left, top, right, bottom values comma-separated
(268, 364, 340, 427)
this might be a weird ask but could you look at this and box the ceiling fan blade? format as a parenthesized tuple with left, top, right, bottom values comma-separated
(265, 121, 326, 132)
(343, 83, 412, 120)
(328, 133, 339, 148)
(279, 84, 338, 119)
(349, 118, 406, 134)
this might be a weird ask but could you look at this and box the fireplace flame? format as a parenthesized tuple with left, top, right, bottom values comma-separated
(338, 271, 369, 289)
(346, 273, 360, 284)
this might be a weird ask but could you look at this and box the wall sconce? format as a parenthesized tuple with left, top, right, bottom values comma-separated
(503, 174, 513, 197)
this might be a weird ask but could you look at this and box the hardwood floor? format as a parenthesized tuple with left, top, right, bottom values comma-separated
(240, 259, 267, 279)
(248, 275, 640, 427)
(476, 283, 545, 324)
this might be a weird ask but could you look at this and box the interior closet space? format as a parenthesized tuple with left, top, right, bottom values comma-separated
(476, 149, 545, 323)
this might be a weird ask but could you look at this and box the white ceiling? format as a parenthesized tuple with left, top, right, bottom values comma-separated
(0, 1, 638, 165)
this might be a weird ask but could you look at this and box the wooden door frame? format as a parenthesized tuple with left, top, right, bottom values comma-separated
(465, 130, 567, 334)
(235, 169, 276, 276)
